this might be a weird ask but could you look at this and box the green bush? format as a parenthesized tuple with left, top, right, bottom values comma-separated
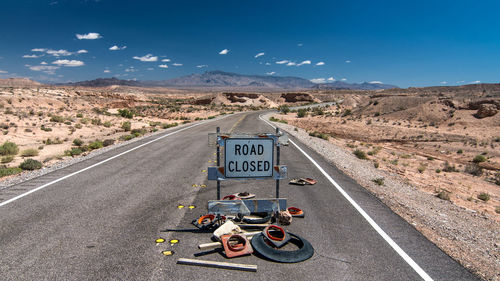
(50, 115, 65, 123)
(162, 122, 178, 129)
(477, 192, 490, 202)
(443, 161, 457, 172)
(297, 109, 307, 118)
(372, 178, 384, 186)
(73, 139, 84, 146)
(0, 167, 22, 177)
(103, 121, 112, 128)
(41, 125, 52, 132)
(19, 159, 42, 170)
(309, 131, 329, 140)
(103, 139, 115, 147)
(20, 148, 39, 157)
(437, 190, 450, 201)
(121, 121, 131, 132)
(65, 147, 83, 157)
(0, 142, 19, 156)
(353, 149, 368, 160)
(118, 109, 134, 119)
(473, 155, 487, 163)
(1, 155, 14, 163)
(91, 118, 102, 126)
(120, 135, 134, 141)
(131, 128, 147, 136)
(342, 109, 352, 116)
(279, 105, 290, 114)
(88, 141, 103, 150)
(76, 113, 83, 118)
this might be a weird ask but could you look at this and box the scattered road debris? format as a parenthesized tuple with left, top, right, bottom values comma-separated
(251, 232, 314, 263)
(289, 178, 317, 186)
(287, 207, 305, 218)
(177, 258, 257, 272)
(221, 234, 253, 258)
(277, 210, 292, 225)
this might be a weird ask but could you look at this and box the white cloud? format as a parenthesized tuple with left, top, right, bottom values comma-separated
(297, 60, 311, 66)
(255, 52, 265, 58)
(52, 59, 84, 67)
(341, 78, 347, 81)
(266, 72, 275, 75)
(265, 62, 271, 65)
(276, 60, 289, 64)
(316, 61, 325, 66)
(369, 81, 382, 84)
(470, 80, 481, 84)
(158, 65, 168, 68)
(133, 54, 158, 62)
(456, 80, 465, 83)
(109, 45, 127, 51)
(23, 54, 41, 58)
(161, 58, 171, 62)
(46, 49, 72, 57)
(31, 48, 46, 52)
(76, 32, 102, 40)
(26, 65, 59, 74)
(297, 43, 303, 47)
(172, 63, 183, 66)
(125, 67, 137, 72)
(219, 49, 229, 55)
(147, 68, 154, 71)
(77, 49, 88, 54)
(40, 61, 48, 65)
(440, 81, 447, 84)
(286, 62, 296, 66)
(196, 64, 208, 68)
(327, 77, 335, 82)
(310, 78, 326, 84)
(0, 70, 7, 74)
(104, 70, 111, 73)
(345, 60, 351, 63)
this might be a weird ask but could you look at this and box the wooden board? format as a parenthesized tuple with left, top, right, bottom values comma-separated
(177, 258, 257, 272)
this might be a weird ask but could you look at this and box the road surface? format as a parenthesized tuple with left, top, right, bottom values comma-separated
(0, 111, 478, 280)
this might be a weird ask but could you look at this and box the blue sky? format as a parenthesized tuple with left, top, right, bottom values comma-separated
(0, 0, 499, 87)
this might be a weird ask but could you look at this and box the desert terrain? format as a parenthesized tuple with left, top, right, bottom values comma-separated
(1, 79, 499, 279)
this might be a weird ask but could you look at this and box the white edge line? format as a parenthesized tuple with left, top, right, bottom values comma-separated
(0, 116, 229, 208)
(259, 114, 433, 281)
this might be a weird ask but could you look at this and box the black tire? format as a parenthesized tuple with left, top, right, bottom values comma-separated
(251, 232, 314, 263)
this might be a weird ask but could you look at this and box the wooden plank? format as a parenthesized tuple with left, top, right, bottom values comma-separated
(177, 258, 257, 272)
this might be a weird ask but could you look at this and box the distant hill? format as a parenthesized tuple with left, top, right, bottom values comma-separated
(62, 77, 141, 87)
(144, 71, 315, 89)
(312, 80, 398, 90)
(57, 71, 399, 90)
(0, 78, 42, 87)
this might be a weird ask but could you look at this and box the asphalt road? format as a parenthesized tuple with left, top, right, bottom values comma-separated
(0, 111, 479, 280)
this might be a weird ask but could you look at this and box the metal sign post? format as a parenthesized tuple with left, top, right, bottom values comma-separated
(275, 128, 280, 198)
(208, 130, 287, 199)
(216, 127, 221, 200)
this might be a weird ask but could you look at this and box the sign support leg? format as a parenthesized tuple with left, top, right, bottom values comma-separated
(275, 128, 280, 199)
(216, 127, 221, 200)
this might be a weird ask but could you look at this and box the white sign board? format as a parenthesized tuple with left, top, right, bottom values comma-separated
(224, 138, 274, 178)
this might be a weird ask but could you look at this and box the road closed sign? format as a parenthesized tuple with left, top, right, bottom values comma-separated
(224, 138, 274, 178)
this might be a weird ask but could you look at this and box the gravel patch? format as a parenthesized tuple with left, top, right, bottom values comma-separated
(265, 113, 499, 281)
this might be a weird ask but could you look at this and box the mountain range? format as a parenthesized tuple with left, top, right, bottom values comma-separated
(60, 71, 398, 90)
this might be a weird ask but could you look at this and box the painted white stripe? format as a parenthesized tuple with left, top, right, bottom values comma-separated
(0, 116, 228, 208)
(260, 114, 433, 281)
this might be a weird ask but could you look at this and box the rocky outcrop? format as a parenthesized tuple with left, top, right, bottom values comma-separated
(280, 93, 315, 103)
(224, 93, 259, 103)
(474, 103, 498, 118)
(192, 96, 215, 105)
